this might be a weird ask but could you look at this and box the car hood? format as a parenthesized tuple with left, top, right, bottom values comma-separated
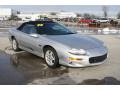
(45, 34, 103, 50)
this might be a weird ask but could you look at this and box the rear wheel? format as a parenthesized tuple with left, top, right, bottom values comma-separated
(44, 47, 59, 68)
(12, 38, 20, 51)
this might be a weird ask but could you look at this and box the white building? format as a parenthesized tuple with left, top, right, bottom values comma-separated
(17, 11, 77, 21)
(0, 8, 17, 20)
(56, 12, 77, 19)
(17, 13, 40, 21)
(17, 12, 54, 21)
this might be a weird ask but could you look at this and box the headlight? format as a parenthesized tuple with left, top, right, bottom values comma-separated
(68, 48, 87, 55)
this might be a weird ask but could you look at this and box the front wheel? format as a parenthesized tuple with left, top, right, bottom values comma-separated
(44, 47, 59, 68)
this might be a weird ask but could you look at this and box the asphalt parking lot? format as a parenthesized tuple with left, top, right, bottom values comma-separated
(0, 30, 120, 84)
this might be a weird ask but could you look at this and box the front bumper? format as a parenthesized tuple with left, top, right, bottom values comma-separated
(59, 47, 108, 67)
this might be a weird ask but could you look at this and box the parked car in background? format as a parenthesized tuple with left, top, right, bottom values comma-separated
(109, 19, 118, 26)
(78, 18, 94, 24)
(9, 20, 108, 68)
(116, 19, 120, 24)
(22, 17, 32, 22)
(96, 18, 110, 23)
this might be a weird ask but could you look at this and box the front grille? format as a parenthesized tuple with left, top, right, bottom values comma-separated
(89, 54, 107, 63)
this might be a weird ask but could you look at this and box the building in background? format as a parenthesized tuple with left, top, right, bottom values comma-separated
(0, 8, 17, 20)
(17, 12, 58, 21)
(17, 13, 40, 21)
(56, 12, 77, 19)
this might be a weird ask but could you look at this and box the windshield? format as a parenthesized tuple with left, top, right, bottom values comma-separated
(36, 22, 75, 35)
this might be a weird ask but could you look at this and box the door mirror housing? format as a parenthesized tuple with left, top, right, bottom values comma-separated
(30, 33, 39, 38)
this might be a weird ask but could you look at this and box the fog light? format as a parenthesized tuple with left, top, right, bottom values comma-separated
(68, 57, 83, 61)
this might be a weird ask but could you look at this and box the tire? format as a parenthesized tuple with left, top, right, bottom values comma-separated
(44, 47, 59, 68)
(12, 38, 20, 51)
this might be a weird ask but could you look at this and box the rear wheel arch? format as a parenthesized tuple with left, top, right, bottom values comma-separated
(11, 36, 15, 40)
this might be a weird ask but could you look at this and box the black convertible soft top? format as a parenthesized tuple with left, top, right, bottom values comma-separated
(17, 20, 55, 30)
(26, 20, 54, 24)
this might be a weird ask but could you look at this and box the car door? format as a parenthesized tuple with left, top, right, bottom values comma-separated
(19, 24, 41, 53)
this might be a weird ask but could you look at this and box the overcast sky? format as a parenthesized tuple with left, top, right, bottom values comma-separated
(0, 5, 120, 16)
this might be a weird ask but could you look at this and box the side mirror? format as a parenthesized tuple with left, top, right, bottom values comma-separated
(30, 33, 39, 38)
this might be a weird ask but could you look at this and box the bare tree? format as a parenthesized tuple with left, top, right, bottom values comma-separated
(102, 6, 108, 18)
(83, 13, 91, 19)
(91, 14, 99, 19)
(17, 11, 20, 14)
(76, 13, 82, 17)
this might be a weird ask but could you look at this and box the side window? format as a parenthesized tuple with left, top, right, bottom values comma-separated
(17, 23, 25, 30)
(29, 26, 37, 34)
(21, 24, 37, 34)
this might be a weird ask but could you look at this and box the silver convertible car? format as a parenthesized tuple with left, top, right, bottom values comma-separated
(9, 21, 108, 68)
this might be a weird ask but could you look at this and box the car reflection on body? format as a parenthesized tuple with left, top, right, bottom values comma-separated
(9, 20, 108, 68)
